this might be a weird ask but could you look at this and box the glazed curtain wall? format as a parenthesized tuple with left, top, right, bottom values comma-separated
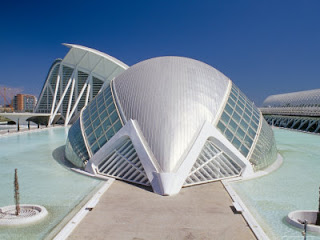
(216, 84, 260, 157)
(65, 118, 89, 168)
(249, 118, 277, 171)
(216, 83, 277, 171)
(82, 84, 123, 156)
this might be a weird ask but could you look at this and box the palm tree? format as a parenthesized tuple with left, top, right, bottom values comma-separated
(14, 169, 20, 216)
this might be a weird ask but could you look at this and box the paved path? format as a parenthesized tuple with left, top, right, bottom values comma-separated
(68, 180, 256, 240)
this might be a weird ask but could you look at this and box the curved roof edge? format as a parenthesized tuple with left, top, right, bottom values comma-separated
(263, 88, 320, 106)
(62, 43, 129, 70)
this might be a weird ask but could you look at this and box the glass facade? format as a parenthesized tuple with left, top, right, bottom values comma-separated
(82, 84, 123, 156)
(216, 84, 260, 157)
(184, 139, 243, 186)
(36, 62, 105, 124)
(37, 61, 61, 113)
(96, 138, 150, 186)
(249, 118, 277, 171)
(65, 118, 89, 168)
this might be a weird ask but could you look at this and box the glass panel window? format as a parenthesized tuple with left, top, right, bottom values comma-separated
(236, 127, 245, 140)
(217, 121, 226, 132)
(216, 83, 261, 158)
(85, 125, 93, 136)
(102, 118, 112, 131)
(90, 101, 97, 113)
(97, 94, 104, 105)
(98, 135, 107, 148)
(98, 103, 105, 114)
(238, 101, 245, 110)
(251, 121, 258, 131)
(235, 105, 243, 115)
(232, 137, 241, 149)
(240, 144, 249, 156)
(225, 104, 233, 115)
(100, 110, 108, 121)
(245, 107, 252, 116)
(107, 102, 116, 114)
(228, 98, 236, 107)
(88, 133, 96, 145)
(114, 120, 122, 132)
(230, 92, 237, 101)
(232, 112, 241, 123)
(106, 128, 115, 140)
(243, 113, 250, 122)
(92, 117, 100, 129)
(248, 127, 256, 138)
(91, 142, 100, 154)
(110, 111, 118, 122)
(229, 119, 238, 133)
(225, 129, 233, 141)
(252, 115, 259, 125)
(221, 112, 230, 124)
(105, 96, 113, 107)
(244, 135, 253, 148)
(240, 119, 248, 130)
(91, 110, 99, 122)
(95, 125, 104, 138)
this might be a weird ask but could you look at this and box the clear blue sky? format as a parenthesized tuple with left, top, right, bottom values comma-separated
(0, 0, 319, 106)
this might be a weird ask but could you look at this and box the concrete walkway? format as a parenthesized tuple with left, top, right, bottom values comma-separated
(68, 181, 256, 240)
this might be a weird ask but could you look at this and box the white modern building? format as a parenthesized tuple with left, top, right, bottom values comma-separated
(34, 44, 128, 125)
(261, 89, 320, 133)
(63, 49, 277, 196)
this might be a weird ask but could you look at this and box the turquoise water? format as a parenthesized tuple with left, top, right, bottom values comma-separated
(0, 127, 102, 240)
(231, 128, 320, 239)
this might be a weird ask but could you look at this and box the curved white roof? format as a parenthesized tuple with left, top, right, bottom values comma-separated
(263, 89, 320, 107)
(113, 57, 230, 172)
(62, 43, 129, 81)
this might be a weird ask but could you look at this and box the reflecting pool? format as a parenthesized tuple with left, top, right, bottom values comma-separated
(231, 128, 320, 239)
(0, 127, 102, 240)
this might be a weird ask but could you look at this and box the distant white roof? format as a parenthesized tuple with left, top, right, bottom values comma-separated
(263, 89, 320, 107)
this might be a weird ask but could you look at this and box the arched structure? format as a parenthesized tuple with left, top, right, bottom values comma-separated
(34, 44, 128, 125)
(261, 89, 320, 133)
(65, 56, 277, 196)
(262, 89, 320, 108)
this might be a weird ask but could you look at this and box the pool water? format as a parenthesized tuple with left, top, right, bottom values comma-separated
(0, 127, 102, 240)
(231, 128, 320, 239)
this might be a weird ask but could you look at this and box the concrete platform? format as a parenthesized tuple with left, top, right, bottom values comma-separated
(68, 180, 256, 240)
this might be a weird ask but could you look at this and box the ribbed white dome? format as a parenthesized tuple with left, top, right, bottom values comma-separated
(263, 89, 320, 107)
(113, 57, 230, 172)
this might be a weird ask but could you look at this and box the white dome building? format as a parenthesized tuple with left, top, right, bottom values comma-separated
(65, 55, 277, 196)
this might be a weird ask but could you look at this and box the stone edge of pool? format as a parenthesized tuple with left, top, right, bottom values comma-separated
(0, 125, 66, 137)
(222, 153, 284, 240)
(51, 177, 115, 240)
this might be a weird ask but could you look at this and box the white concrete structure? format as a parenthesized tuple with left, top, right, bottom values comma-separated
(261, 89, 320, 133)
(65, 54, 277, 196)
(35, 44, 128, 126)
(0, 112, 55, 125)
(287, 210, 320, 233)
(0, 204, 48, 226)
(263, 89, 320, 108)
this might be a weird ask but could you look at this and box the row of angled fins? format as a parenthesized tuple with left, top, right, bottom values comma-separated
(264, 115, 320, 133)
(96, 138, 243, 187)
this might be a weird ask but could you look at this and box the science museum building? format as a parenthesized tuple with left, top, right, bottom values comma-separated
(36, 44, 277, 195)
